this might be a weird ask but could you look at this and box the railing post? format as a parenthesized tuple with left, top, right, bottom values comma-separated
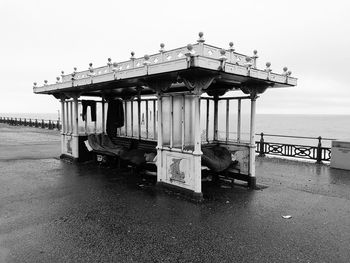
(48, 120, 52, 129)
(316, 136, 323, 164)
(41, 119, 44, 128)
(57, 120, 60, 130)
(259, 132, 265, 157)
(35, 119, 38, 127)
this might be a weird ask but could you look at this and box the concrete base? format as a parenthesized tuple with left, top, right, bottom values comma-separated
(156, 182, 203, 202)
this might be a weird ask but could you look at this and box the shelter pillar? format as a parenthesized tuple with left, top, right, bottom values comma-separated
(192, 93, 202, 194)
(71, 95, 79, 159)
(146, 80, 170, 190)
(60, 98, 65, 155)
(241, 84, 267, 189)
(213, 95, 219, 141)
(249, 95, 257, 188)
(148, 76, 214, 200)
(156, 90, 163, 183)
(101, 96, 105, 134)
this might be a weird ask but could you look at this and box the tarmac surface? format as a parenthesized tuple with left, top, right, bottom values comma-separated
(0, 123, 350, 262)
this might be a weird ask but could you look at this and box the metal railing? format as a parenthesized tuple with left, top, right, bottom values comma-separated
(255, 132, 334, 163)
(0, 117, 61, 130)
(0, 117, 334, 163)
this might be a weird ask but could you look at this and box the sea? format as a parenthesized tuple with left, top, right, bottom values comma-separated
(1, 113, 349, 147)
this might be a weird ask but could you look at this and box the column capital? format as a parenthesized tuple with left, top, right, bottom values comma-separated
(54, 92, 80, 100)
(181, 75, 216, 95)
(145, 79, 173, 96)
(241, 83, 269, 99)
(134, 86, 144, 96)
(53, 93, 69, 101)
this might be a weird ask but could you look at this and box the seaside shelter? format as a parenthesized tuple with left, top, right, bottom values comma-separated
(33, 32, 297, 199)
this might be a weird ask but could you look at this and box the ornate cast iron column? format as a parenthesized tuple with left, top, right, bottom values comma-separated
(249, 93, 257, 188)
(72, 94, 80, 159)
(182, 75, 215, 197)
(145, 80, 173, 185)
(241, 83, 268, 189)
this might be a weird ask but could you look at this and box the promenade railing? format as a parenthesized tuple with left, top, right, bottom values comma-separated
(0, 117, 334, 163)
(0, 116, 61, 130)
(255, 132, 334, 163)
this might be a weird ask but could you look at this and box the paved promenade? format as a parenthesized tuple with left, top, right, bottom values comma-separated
(0, 124, 349, 263)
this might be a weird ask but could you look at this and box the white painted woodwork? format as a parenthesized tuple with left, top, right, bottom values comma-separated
(72, 97, 79, 158)
(237, 99, 241, 143)
(249, 97, 257, 178)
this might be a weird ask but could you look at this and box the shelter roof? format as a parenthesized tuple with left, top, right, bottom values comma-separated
(33, 32, 297, 97)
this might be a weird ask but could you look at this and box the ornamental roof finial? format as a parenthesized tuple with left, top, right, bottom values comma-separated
(89, 63, 94, 75)
(143, 54, 151, 66)
(130, 51, 135, 60)
(72, 68, 77, 80)
(219, 49, 227, 61)
(228, 42, 235, 52)
(197, 32, 205, 43)
(283, 67, 288, 75)
(56, 76, 60, 83)
(185, 44, 195, 57)
(265, 62, 272, 72)
(44, 80, 48, 85)
(112, 62, 118, 72)
(159, 43, 165, 53)
(107, 58, 112, 67)
(245, 56, 252, 68)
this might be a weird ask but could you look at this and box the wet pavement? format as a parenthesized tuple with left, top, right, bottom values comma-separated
(0, 124, 350, 262)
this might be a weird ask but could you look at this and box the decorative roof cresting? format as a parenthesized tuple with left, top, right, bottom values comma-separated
(33, 32, 297, 91)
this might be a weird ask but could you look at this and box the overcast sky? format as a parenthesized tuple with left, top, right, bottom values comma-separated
(0, 0, 349, 115)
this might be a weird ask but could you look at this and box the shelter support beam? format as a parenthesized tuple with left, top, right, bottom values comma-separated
(138, 98, 141, 140)
(193, 94, 202, 194)
(145, 100, 149, 139)
(60, 99, 65, 154)
(205, 98, 209, 142)
(213, 95, 219, 141)
(156, 92, 163, 186)
(248, 95, 257, 188)
(124, 101, 128, 136)
(148, 77, 215, 200)
(237, 99, 241, 142)
(101, 97, 105, 133)
(72, 96, 79, 158)
(153, 101, 156, 140)
(226, 99, 229, 142)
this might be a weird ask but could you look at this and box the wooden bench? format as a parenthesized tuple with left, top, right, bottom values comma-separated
(93, 136, 157, 174)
